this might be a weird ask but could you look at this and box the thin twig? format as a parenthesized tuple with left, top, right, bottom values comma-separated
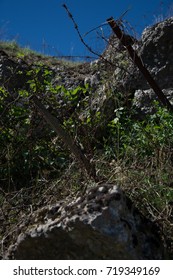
(62, 4, 103, 58)
(84, 9, 131, 37)
(62, 4, 119, 68)
(84, 22, 109, 37)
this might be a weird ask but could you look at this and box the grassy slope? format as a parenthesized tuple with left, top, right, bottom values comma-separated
(0, 41, 173, 259)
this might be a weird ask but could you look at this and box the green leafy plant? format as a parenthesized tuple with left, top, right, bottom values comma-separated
(0, 66, 68, 190)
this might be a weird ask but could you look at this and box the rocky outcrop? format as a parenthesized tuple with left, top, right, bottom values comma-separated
(130, 18, 173, 113)
(0, 49, 88, 93)
(1, 18, 173, 260)
(101, 17, 173, 115)
(1, 17, 173, 117)
(133, 88, 173, 116)
(140, 17, 173, 90)
(5, 184, 164, 260)
(132, 17, 173, 114)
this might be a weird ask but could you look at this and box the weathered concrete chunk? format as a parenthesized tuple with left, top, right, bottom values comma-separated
(5, 184, 164, 260)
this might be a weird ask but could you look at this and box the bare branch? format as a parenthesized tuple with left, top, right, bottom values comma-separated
(30, 95, 98, 181)
(62, 4, 134, 76)
(62, 4, 103, 58)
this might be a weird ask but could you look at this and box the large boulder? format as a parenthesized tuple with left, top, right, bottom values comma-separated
(5, 183, 164, 260)
(140, 17, 173, 90)
(101, 17, 173, 114)
(126, 17, 173, 91)
(132, 17, 173, 114)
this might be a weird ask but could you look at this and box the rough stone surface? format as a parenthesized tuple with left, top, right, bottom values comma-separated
(140, 17, 173, 90)
(102, 17, 173, 114)
(133, 88, 173, 116)
(5, 184, 164, 260)
(128, 17, 173, 113)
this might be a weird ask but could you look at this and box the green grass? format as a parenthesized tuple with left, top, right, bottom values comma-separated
(0, 40, 85, 67)
(0, 40, 42, 57)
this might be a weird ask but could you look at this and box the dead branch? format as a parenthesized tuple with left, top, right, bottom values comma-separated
(30, 95, 98, 181)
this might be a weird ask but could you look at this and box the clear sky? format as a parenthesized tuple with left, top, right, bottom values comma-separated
(0, 0, 173, 60)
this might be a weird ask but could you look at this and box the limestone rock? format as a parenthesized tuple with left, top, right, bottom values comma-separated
(140, 17, 173, 89)
(124, 17, 173, 114)
(5, 184, 164, 260)
(133, 88, 173, 116)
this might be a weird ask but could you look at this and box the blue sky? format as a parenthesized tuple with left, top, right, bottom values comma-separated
(0, 0, 173, 59)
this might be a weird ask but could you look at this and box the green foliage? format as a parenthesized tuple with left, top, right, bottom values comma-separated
(106, 104, 173, 160)
(103, 103, 173, 220)
(26, 64, 53, 94)
(0, 54, 173, 253)
(0, 40, 41, 57)
(0, 66, 69, 190)
(0, 40, 19, 52)
(0, 44, 173, 257)
(0, 62, 97, 190)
